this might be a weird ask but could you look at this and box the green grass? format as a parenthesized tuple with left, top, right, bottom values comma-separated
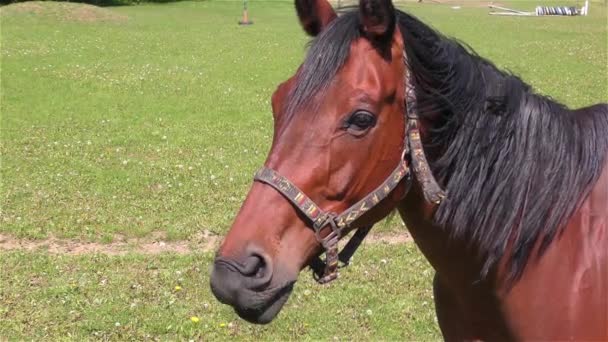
(1, 1, 607, 240)
(0, 244, 437, 340)
(1, 0, 606, 340)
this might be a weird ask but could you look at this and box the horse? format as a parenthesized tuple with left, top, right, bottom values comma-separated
(210, 0, 608, 339)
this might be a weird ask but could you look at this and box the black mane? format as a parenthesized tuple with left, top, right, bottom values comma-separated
(289, 10, 608, 280)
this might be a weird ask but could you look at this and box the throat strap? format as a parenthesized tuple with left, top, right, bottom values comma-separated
(403, 52, 446, 205)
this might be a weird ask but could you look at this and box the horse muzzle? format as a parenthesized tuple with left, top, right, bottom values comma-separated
(210, 252, 296, 324)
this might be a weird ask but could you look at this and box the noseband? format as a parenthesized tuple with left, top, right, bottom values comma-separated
(253, 51, 445, 284)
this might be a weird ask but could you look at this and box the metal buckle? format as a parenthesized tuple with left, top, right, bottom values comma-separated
(313, 213, 340, 241)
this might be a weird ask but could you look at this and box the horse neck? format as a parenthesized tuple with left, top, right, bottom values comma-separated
(396, 184, 492, 288)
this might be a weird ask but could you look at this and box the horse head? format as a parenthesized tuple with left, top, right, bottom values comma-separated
(209, 0, 434, 324)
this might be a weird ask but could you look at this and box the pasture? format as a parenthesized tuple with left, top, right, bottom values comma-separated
(1, 0, 606, 339)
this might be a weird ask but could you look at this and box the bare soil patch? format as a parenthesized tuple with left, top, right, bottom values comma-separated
(0, 230, 219, 256)
(0, 230, 411, 255)
(364, 231, 413, 245)
(0, 1, 128, 23)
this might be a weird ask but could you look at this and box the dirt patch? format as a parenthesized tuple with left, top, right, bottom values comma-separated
(0, 230, 219, 256)
(364, 231, 413, 245)
(0, 1, 128, 23)
(0, 231, 411, 255)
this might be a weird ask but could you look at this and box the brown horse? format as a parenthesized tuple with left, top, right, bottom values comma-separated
(210, 0, 608, 339)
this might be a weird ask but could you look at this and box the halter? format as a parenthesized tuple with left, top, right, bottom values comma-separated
(253, 51, 445, 284)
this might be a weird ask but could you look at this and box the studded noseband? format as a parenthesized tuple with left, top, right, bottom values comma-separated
(253, 50, 445, 284)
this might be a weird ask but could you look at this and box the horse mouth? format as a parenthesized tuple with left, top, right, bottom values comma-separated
(211, 281, 295, 324)
(231, 282, 295, 324)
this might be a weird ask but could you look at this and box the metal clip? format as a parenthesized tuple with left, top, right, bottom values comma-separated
(313, 212, 341, 242)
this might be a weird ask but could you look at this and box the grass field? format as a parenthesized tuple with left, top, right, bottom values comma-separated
(1, 0, 606, 340)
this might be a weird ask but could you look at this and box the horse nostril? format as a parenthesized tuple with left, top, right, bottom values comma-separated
(242, 252, 272, 289)
(211, 249, 273, 296)
(252, 256, 267, 279)
(240, 254, 266, 277)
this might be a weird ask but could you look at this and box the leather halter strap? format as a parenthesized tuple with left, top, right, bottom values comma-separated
(404, 53, 446, 205)
(252, 49, 444, 284)
(254, 160, 410, 283)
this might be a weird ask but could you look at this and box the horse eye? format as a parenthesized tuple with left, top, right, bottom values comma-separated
(347, 111, 376, 131)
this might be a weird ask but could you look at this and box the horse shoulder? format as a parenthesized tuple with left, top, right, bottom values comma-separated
(500, 157, 608, 340)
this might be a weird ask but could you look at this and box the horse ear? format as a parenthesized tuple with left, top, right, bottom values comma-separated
(295, 0, 337, 37)
(359, 0, 395, 41)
